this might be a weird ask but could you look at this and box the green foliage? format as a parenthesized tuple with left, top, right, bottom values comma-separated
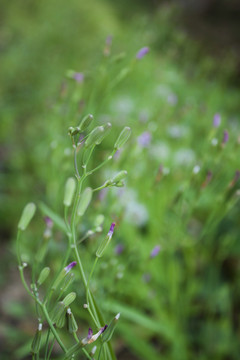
(1, 1, 240, 360)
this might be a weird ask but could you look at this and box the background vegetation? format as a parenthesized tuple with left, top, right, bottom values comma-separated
(1, 0, 240, 359)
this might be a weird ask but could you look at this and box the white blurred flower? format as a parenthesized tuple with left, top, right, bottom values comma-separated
(174, 149, 195, 166)
(167, 125, 188, 139)
(149, 141, 170, 161)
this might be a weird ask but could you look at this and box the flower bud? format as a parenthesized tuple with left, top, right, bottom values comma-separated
(84, 126, 104, 148)
(62, 292, 76, 307)
(60, 272, 75, 292)
(51, 261, 77, 291)
(77, 187, 93, 216)
(51, 302, 66, 328)
(95, 122, 112, 145)
(64, 177, 76, 207)
(18, 203, 36, 231)
(67, 308, 78, 333)
(110, 170, 127, 184)
(79, 114, 94, 132)
(31, 323, 42, 354)
(37, 267, 50, 286)
(114, 127, 131, 150)
(102, 313, 120, 343)
(96, 223, 115, 258)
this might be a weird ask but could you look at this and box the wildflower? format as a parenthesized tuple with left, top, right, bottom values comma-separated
(64, 261, 77, 274)
(115, 243, 124, 255)
(150, 245, 161, 258)
(222, 130, 229, 145)
(213, 113, 221, 128)
(81, 326, 108, 345)
(137, 131, 152, 148)
(73, 72, 84, 83)
(136, 46, 149, 59)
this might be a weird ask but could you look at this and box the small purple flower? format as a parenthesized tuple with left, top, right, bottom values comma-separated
(108, 223, 116, 237)
(44, 216, 53, 229)
(136, 46, 149, 60)
(115, 243, 124, 255)
(87, 328, 93, 340)
(64, 261, 77, 274)
(222, 130, 229, 144)
(213, 113, 221, 128)
(100, 325, 108, 334)
(150, 245, 161, 259)
(137, 131, 152, 148)
(73, 72, 84, 83)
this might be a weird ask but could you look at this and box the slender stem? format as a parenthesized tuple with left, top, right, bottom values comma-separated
(47, 338, 55, 360)
(92, 184, 109, 193)
(88, 150, 115, 176)
(42, 304, 67, 353)
(86, 257, 98, 306)
(44, 328, 51, 360)
(74, 146, 80, 179)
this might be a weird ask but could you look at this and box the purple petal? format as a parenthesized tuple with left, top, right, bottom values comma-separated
(115, 243, 124, 255)
(100, 325, 108, 334)
(44, 216, 53, 228)
(87, 328, 93, 339)
(137, 131, 152, 148)
(136, 46, 149, 60)
(213, 113, 221, 128)
(73, 72, 84, 83)
(222, 130, 229, 144)
(64, 261, 77, 273)
(150, 245, 161, 258)
(108, 223, 116, 237)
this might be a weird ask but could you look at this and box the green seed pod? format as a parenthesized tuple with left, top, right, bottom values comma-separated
(102, 313, 120, 343)
(51, 302, 66, 328)
(31, 323, 42, 354)
(64, 177, 76, 207)
(62, 292, 76, 307)
(114, 127, 131, 150)
(60, 272, 75, 293)
(18, 203, 36, 231)
(84, 126, 104, 148)
(111, 170, 127, 184)
(71, 127, 81, 136)
(37, 267, 50, 286)
(67, 308, 78, 333)
(77, 187, 92, 216)
(95, 122, 112, 145)
(79, 114, 94, 132)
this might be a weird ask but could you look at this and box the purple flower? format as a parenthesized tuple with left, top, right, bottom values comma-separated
(108, 223, 116, 237)
(137, 131, 152, 148)
(136, 46, 149, 60)
(222, 130, 229, 144)
(73, 72, 84, 83)
(64, 261, 77, 274)
(100, 325, 108, 334)
(44, 216, 53, 228)
(87, 328, 93, 340)
(213, 113, 221, 128)
(150, 245, 161, 258)
(115, 243, 124, 255)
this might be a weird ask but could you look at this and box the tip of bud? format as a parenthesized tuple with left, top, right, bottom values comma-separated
(115, 313, 120, 320)
(109, 223, 116, 233)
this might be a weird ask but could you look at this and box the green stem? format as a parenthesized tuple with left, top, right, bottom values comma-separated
(44, 328, 51, 360)
(86, 257, 99, 306)
(42, 304, 67, 353)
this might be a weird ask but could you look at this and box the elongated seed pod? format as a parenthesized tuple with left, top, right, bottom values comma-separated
(79, 114, 94, 131)
(37, 267, 50, 286)
(114, 127, 131, 150)
(64, 177, 76, 207)
(18, 203, 36, 231)
(84, 126, 104, 148)
(77, 187, 92, 216)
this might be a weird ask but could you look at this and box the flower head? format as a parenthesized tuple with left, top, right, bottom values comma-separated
(64, 261, 77, 274)
(108, 223, 116, 237)
(136, 46, 149, 60)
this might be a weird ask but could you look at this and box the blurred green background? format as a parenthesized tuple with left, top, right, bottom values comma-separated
(1, 0, 240, 359)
